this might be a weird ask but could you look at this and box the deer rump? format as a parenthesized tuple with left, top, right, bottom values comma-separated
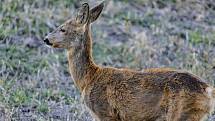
(83, 68, 215, 121)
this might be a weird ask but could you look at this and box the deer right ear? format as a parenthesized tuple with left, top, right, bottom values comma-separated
(76, 3, 90, 25)
(89, 2, 104, 23)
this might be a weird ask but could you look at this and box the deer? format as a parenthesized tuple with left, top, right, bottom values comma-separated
(44, 2, 215, 121)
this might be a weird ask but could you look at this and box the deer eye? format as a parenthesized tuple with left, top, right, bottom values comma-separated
(60, 28, 66, 33)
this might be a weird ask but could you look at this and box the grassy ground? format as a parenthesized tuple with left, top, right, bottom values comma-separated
(0, 0, 215, 120)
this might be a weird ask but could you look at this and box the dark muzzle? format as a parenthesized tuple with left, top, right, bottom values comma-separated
(43, 38, 53, 46)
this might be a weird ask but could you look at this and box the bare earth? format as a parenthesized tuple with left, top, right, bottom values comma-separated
(0, 0, 215, 120)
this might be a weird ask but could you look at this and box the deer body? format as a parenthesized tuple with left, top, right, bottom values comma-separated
(81, 67, 214, 121)
(44, 2, 215, 121)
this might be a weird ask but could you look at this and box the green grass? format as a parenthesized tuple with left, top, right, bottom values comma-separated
(188, 31, 215, 45)
(0, 0, 215, 120)
(93, 41, 140, 69)
(37, 102, 49, 113)
(0, 0, 76, 38)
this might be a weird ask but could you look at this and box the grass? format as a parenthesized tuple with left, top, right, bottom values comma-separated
(0, 0, 215, 120)
(0, 0, 76, 39)
(188, 30, 215, 45)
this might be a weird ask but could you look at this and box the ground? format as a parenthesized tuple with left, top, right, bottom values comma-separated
(0, 0, 215, 120)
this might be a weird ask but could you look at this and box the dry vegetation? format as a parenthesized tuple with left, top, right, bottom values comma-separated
(0, 0, 215, 120)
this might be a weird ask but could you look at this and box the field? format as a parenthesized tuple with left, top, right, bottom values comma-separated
(0, 0, 215, 120)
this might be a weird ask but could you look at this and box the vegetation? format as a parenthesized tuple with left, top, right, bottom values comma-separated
(0, 0, 215, 120)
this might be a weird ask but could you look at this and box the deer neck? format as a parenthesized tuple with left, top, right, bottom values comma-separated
(67, 25, 98, 92)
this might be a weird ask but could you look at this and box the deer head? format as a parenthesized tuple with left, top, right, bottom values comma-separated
(44, 2, 104, 49)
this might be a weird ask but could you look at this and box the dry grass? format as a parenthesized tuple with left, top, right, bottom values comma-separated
(0, 0, 215, 120)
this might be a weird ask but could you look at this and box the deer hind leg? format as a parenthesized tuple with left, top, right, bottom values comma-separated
(177, 109, 208, 121)
(166, 90, 212, 121)
(177, 95, 211, 121)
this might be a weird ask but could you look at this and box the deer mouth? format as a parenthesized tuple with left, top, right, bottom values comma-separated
(43, 38, 66, 48)
(52, 43, 60, 48)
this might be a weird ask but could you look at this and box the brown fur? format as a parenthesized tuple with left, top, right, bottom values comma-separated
(44, 2, 215, 121)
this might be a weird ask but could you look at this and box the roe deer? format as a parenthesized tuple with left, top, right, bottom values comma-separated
(44, 2, 215, 121)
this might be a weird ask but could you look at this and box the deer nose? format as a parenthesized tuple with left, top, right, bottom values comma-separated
(43, 38, 53, 46)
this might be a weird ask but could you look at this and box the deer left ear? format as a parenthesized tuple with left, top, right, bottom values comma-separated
(76, 3, 90, 24)
(89, 2, 104, 23)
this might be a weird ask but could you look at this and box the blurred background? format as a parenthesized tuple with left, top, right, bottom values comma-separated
(0, 0, 215, 120)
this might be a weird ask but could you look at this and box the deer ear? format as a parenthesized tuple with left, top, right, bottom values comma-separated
(76, 3, 90, 24)
(89, 2, 104, 23)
